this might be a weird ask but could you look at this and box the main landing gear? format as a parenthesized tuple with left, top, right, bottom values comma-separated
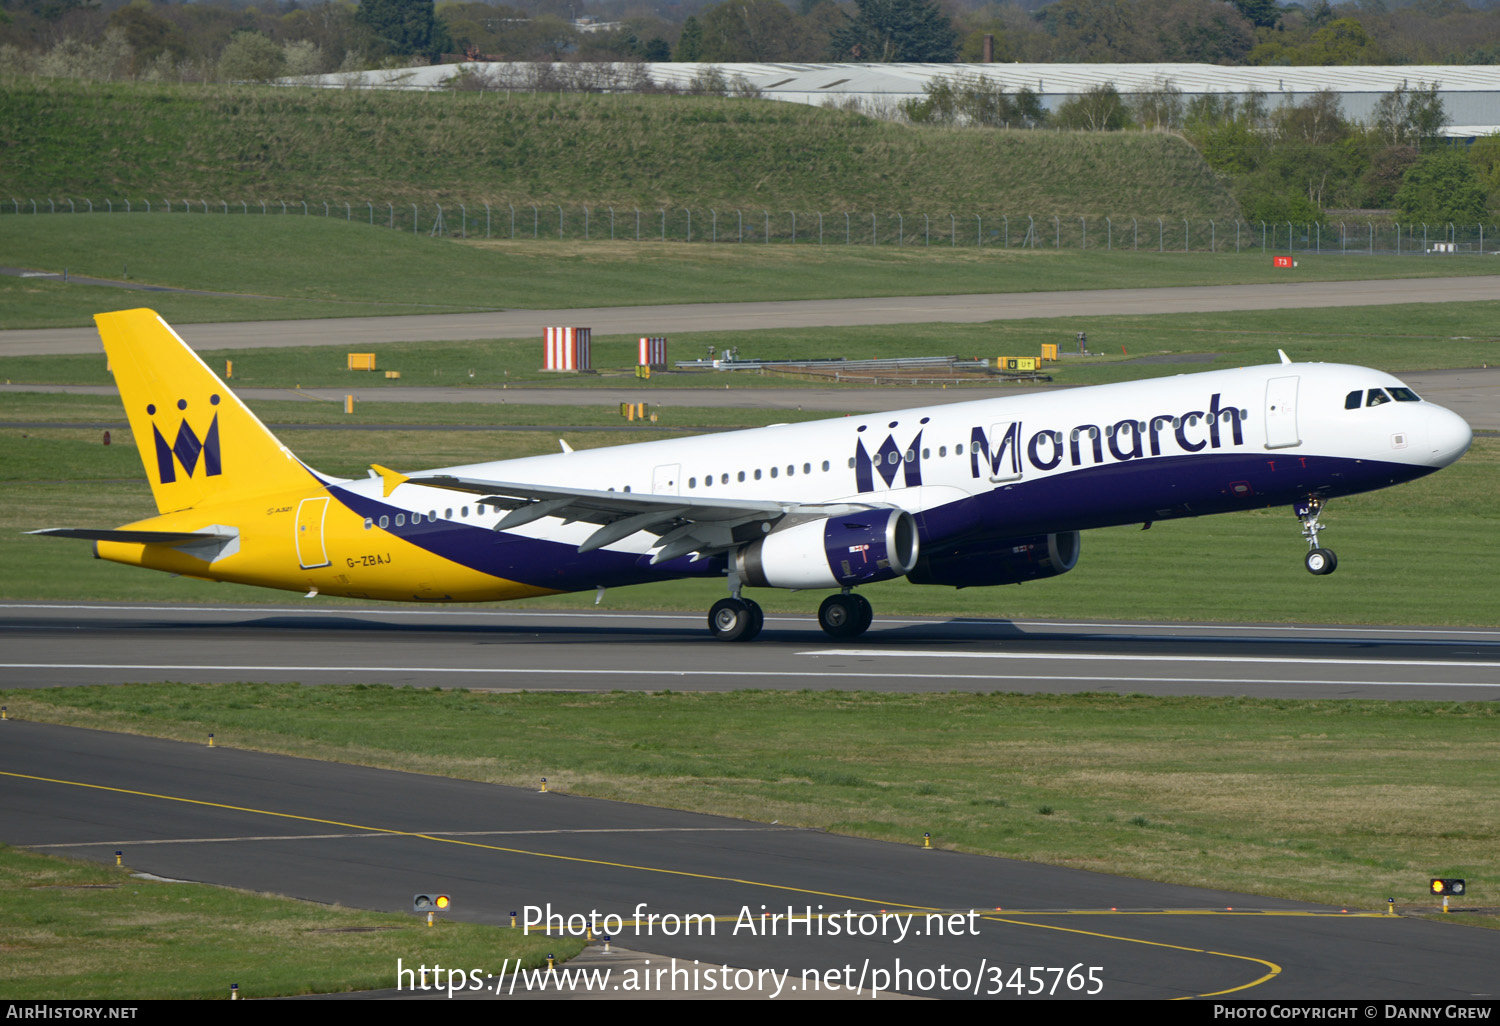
(708, 596, 763, 642)
(1296, 497, 1338, 576)
(706, 580, 873, 642)
(817, 591, 873, 640)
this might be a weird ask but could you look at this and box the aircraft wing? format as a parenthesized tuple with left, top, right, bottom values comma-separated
(408, 472, 882, 564)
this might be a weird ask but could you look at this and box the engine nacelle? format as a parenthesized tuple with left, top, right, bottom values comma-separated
(735, 510, 919, 590)
(908, 531, 1080, 589)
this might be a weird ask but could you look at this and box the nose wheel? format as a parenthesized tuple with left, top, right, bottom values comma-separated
(1296, 498, 1337, 575)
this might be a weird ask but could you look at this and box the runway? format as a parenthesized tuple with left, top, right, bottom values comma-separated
(5, 275, 1499, 356)
(3, 602, 1497, 700)
(4, 719, 1498, 1000)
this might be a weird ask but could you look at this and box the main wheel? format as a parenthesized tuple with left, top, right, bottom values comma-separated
(1304, 547, 1338, 575)
(742, 598, 764, 642)
(849, 593, 873, 635)
(709, 598, 757, 641)
(818, 593, 871, 639)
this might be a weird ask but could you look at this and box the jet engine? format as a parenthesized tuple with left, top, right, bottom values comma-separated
(734, 510, 919, 590)
(908, 531, 1080, 589)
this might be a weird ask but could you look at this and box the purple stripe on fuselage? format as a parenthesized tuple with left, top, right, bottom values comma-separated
(329, 453, 1425, 595)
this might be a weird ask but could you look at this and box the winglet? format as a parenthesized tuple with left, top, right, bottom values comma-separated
(559, 439, 574, 453)
(1278, 349, 1292, 365)
(370, 464, 408, 497)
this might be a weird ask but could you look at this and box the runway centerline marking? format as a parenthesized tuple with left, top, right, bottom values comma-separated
(2, 766, 1286, 998)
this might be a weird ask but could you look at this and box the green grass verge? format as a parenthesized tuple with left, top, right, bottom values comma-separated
(0, 843, 579, 999)
(4, 217, 1500, 330)
(3, 687, 1495, 912)
(4, 293, 1498, 387)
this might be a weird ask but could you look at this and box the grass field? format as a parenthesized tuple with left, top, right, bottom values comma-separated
(4, 218, 1500, 330)
(4, 686, 1495, 913)
(0, 843, 579, 999)
(4, 289, 1499, 389)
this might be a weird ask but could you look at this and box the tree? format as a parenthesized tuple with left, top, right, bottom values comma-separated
(1055, 83, 1131, 131)
(356, 0, 450, 59)
(901, 73, 1043, 127)
(218, 31, 285, 81)
(677, 15, 703, 60)
(827, 0, 959, 62)
(1133, 77, 1183, 132)
(1373, 79, 1448, 150)
(699, 0, 805, 61)
(1395, 149, 1488, 223)
(1230, 0, 1279, 29)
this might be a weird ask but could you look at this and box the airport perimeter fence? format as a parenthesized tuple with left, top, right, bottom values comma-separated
(7, 197, 1498, 256)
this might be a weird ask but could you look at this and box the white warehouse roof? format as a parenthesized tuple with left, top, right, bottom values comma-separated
(295, 61, 1500, 136)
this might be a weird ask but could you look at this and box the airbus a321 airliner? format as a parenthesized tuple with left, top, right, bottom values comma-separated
(34, 309, 1473, 642)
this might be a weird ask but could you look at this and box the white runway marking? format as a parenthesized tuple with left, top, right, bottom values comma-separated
(3, 663, 1497, 688)
(4, 603, 1499, 639)
(806, 650, 1500, 670)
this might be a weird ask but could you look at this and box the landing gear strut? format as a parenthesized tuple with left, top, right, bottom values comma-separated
(1296, 497, 1338, 576)
(818, 591, 873, 639)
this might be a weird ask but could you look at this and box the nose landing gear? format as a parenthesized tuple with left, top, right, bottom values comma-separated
(1297, 497, 1338, 575)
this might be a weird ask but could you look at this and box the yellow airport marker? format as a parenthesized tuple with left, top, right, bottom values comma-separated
(540, 777, 548, 793)
(923, 832, 931, 850)
(207, 733, 214, 748)
(230, 983, 238, 1000)
(115, 850, 122, 866)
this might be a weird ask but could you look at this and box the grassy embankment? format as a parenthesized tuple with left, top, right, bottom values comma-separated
(1, 78, 1240, 217)
(5, 686, 1495, 914)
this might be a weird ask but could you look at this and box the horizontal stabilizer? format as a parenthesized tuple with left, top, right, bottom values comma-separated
(28, 528, 234, 544)
(30, 526, 241, 564)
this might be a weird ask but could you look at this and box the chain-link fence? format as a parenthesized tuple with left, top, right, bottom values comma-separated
(6, 198, 1495, 255)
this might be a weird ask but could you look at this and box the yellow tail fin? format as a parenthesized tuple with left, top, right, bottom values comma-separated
(96, 309, 319, 514)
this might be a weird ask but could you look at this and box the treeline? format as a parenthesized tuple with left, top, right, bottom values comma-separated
(8, 0, 1500, 77)
(900, 73, 1500, 220)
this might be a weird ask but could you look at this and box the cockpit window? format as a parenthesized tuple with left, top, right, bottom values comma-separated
(1345, 390, 1362, 410)
(1366, 388, 1392, 407)
(1389, 387, 1421, 402)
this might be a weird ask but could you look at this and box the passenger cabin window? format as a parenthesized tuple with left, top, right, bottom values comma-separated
(1345, 391, 1362, 410)
(1366, 389, 1392, 407)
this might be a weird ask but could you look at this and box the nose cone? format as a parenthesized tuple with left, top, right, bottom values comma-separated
(1425, 405, 1473, 468)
